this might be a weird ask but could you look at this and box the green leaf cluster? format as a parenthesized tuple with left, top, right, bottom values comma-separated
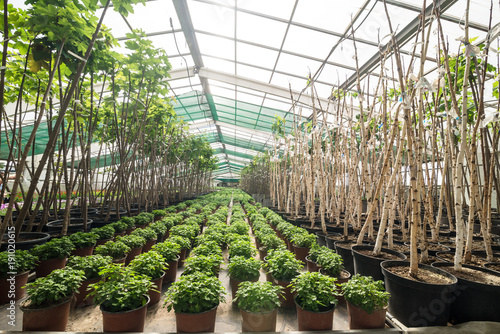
(290, 272, 339, 312)
(341, 274, 390, 313)
(31, 236, 75, 260)
(227, 256, 261, 281)
(234, 281, 283, 313)
(0, 250, 38, 277)
(128, 251, 166, 280)
(67, 254, 112, 280)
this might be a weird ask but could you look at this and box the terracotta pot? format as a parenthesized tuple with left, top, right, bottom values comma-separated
(71, 245, 95, 257)
(347, 300, 387, 329)
(112, 256, 126, 265)
(142, 238, 157, 253)
(35, 257, 67, 277)
(96, 238, 113, 246)
(114, 231, 126, 238)
(305, 255, 320, 272)
(125, 227, 136, 235)
(125, 246, 143, 265)
(75, 277, 99, 307)
(292, 245, 310, 263)
(240, 308, 277, 332)
(258, 248, 267, 261)
(273, 277, 295, 308)
(178, 248, 187, 268)
(295, 299, 335, 331)
(175, 305, 218, 333)
(229, 275, 259, 300)
(21, 295, 73, 331)
(148, 272, 165, 306)
(101, 295, 150, 332)
(164, 256, 180, 283)
(0, 271, 29, 304)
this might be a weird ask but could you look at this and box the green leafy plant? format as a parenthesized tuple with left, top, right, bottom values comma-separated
(151, 241, 181, 262)
(259, 234, 286, 252)
(119, 217, 136, 229)
(160, 217, 175, 230)
(91, 225, 114, 240)
(166, 235, 191, 250)
(149, 221, 168, 239)
(229, 239, 256, 259)
(94, 240, 130, 260)
(0, 250, 38, 277)
(191, 241, 222, 257)
(136, 212, 154, 225)
(164, 272, 226, 313)
(170, 224, 198, 241)
(307, 244, 331, 263)
(133, 214, 150, 227)
(128, 251, 166, 280)
(182, 254, 223, 276)
(67, 255, 112, 280)
(131, 227, 157, 241)
(88, 264, 153, 312)
(341, 274, 390, 314)
(264, 249, 303, 281)
(109, 221, 128, 233)
(316, 250, 344, 277)
(23, 268, 84, 308)
(234, 281, 283, 313)
(69, 231, 99, 248)
(227, 256, 261, 281)
(228, 221, 249, 235)
(291, 232, 317, 248)
(116, 234, 146, 249)
(31, 236, 75, 260)
(152, 209, 166, 218)
(289, 271, 339, 312)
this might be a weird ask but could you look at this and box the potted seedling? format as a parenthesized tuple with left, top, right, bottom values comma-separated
(94, 240, 131, 264)
(341, 274, 390, 329)
(31, 236, 75, 277)
(227, 256, 261, 299)
(66, 255, 112, 307)
(234, 281, 283, 332)
(69, 231, 99, 256)
(316, 250, 350, 281)
(289, 271, 339, 331)
(170, 224, 199, 245)
(135, 212, 154, 228)
(166, 235, 192, 267)
(131, 227, 157, 252)
(115, 234, 146, 265)
(109, 221, 128, 237)
(92, 225, 115, 245)
(152, 209, 166, 221)
(291, 232, 317, 263)
(191, 240, 222, 257)
(20, 268, 84, 331)
(258, 234, 286, 260)
(0, 250, 37, 304)
(182, 254, 223, 277)
(305, 244, 330, 272)
(164, 271, 226, 333)
(151, 241, 181, 283)
(128, 251, 166, 306)
(88, 264, 153, 332)
(149, 221, 168, 242)
(264, 248, 303, 308)
(229, 239, 256, 259)
(119, 217, 136, 234)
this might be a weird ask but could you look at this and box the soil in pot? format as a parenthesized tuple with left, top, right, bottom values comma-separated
(347, 301, 386, 330)
(431, 262, 500, 323)
(101, 295, 150, 332)
(240, 308, 277, 332)
(352, 245, 406, 282)
(381, 260, 457, 327)
(175, 305, 218, 333)
(484, 262, 500, 273)
(21, 295, 73, 331)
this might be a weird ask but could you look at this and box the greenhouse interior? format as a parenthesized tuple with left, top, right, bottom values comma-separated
(1, 0, 500, 333)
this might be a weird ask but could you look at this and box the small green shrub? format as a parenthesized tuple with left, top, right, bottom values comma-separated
(31, 236, 75, 260)
(227, 256, 261, 281)
(67, 255, 112, 280)
(131, 227, 157, 241)
(91, 225, 114, 240)
(69, 232, 98, 248)
(116, 234, 146, 249)
(264, 249, 303, 282)
(0, 250, 37, 277)
(289, 271, 339, 312)
(234, 281, 283, 313)
(341, 274, 390, 313)
(182, 254, 223, 276)
(166, 235, 191, 250)
(128, 251, 166, 280)
(94, 240, 130, 259)
(151, 241, 181, 262)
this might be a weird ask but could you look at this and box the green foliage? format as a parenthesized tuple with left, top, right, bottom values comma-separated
(67, 255, 112, 280)
(228, 221, 249, 235)
(258, 234, 286, 252)
(264, 249, 303, 281)
(164, 272, 226, 313)
(133, 215, 150, 227)
(69, 231, 98, 248)
(234, 281, 283, 313)
(115, 234, 146, 249)
(170, 224, 198, 241)
(91, 225, 114, 240)
(316, 250, 344, 277)
(131, 227, 157, 241)
(182, 254, 223, 276)
(166, 235, 191, 250)
(191, 241, 222, 257)
(227, 256, 261, 281)
(307, 244, 331, 263)
(31, 236, 75, 260)
(151, 241, 181, 262)
(109, 221, 128, 233)
(94, 240, 130, 259)
(128, 251, 166, 280)
(88, 264, 152, 312)
(149, 221, 168, 239)
(160, 217, 175, 230)
(291, 232, 317, 248)
(119, 217, 136, 229)
(229, 239, 256, 259)
(24, 268, 84, 308)
(152, 209, 166, 217)
(341, 274, 390, 313)
(289, 272, 339, 312)
(0, 250, 38, 277)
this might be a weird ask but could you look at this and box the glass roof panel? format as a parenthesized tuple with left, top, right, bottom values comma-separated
(190, 1, 235, 38)
(235, 64, 273, 83)
(237, 0, 295, 20)
(275, 53, 323, 78)
(202, 56, 235, 74)
(236, 91, 265, 106)
(148, 33, 190, 57)
(124, 1, 172, 34)
(283, 25, 341, 60)
(236, 11, 288, 47)
(196, 32, 235, 60)
(237, 42, 280, 69)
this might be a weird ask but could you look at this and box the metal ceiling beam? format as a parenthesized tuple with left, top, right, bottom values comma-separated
(339, 0, 459, 91)
(198, 67, 331, 110)
(172, 0, 231, 174)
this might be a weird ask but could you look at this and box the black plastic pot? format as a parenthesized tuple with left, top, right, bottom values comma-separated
(352, 245, 406, 282)
(381, 260, 457, 327)
(431, 262, 500, 323)
(1, 232, 51, 251)
(334, 241, 354, 274)
(315, 231, 339, 247)
(326, 223, 353, 234)
(46, 218, 93, 233)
